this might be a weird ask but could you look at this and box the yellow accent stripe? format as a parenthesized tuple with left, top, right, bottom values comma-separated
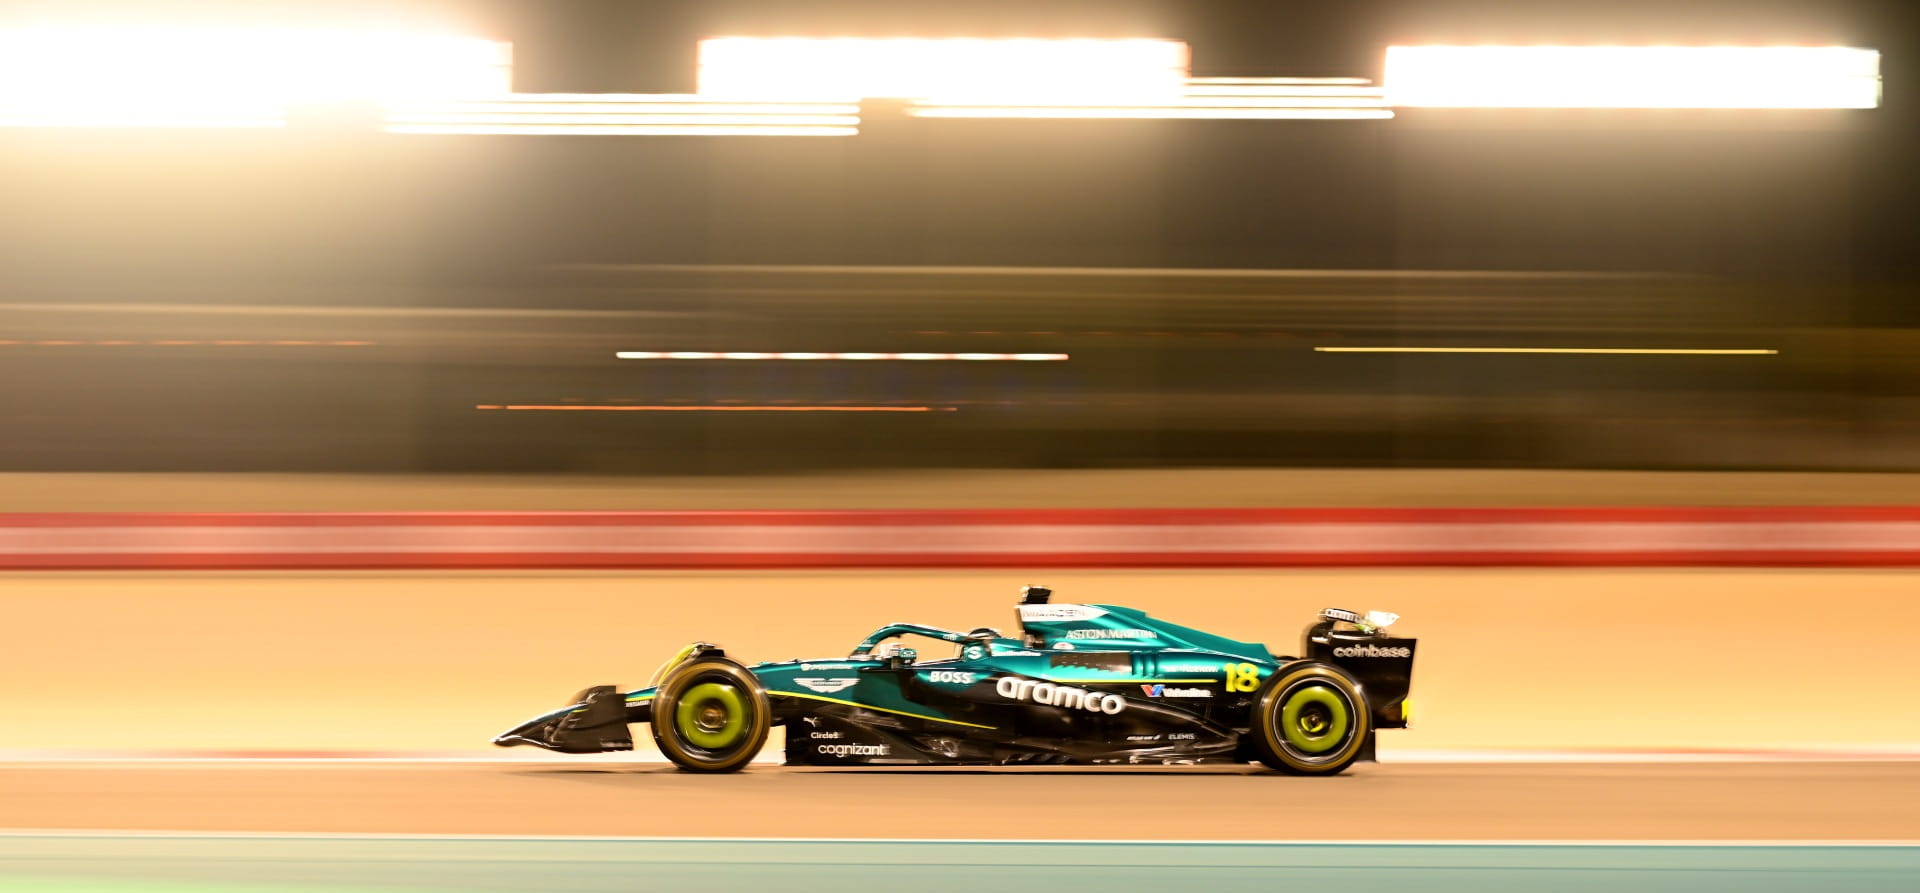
(1050, 678, 1216, 684)
(625, 693, 654, 702)
(767, 690, 997, 730)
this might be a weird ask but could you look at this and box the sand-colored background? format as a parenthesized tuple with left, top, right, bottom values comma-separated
(2, 568, 1913, 755)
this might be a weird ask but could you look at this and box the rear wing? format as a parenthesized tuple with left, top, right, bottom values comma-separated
(1304, 607, 1416, 729)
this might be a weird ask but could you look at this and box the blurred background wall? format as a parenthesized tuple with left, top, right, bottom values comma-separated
(1, 0, 1914, 476)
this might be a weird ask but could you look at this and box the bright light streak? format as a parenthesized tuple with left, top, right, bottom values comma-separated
(1384, 46, 1881, 109)
(390, 115, 856, 125)
(0, 26, 509, 127)
(1313, 347, 1780, 355)
(908, 76, 1392, 120)
(615, 351, 1070, 361)
(696, 37, 1189, 104)
(381, 94, 861, 135)
(1187, 77, 1375, 86)
(911, 106, 1392, 119)
(386, 123, 857, 136)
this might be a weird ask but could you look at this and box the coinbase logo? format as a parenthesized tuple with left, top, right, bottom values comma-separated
(1332, 644, 1411, 659)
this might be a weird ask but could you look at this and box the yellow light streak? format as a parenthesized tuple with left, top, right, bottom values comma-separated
(765, 690, 996, 729)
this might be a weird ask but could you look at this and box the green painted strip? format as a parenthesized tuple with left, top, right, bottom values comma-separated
(0, 878, 424, 893)
(766, 690, 997, 729)
(3, 836, 1916, 893)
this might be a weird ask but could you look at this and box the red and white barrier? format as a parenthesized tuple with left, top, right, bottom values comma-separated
(2, 507, 1918, 569)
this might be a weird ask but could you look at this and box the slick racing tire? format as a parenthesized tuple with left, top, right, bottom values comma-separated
(650, 659, 772, 773)
(1248, 662, 1370, 776)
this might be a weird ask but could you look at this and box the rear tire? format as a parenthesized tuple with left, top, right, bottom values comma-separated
(649, 659, 771, 773)
(1247, 662, 1370, 776)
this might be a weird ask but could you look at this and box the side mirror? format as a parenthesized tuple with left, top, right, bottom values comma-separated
(875, 643, 918, 668)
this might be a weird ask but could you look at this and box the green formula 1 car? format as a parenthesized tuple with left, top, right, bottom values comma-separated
(496, 586, 1416, 775)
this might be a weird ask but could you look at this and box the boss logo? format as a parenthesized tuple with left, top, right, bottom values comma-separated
(928, 670, 976, 684)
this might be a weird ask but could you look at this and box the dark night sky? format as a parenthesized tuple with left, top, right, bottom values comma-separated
(493, 1, 1918, 281)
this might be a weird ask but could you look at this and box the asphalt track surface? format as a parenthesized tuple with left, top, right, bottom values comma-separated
(8, 567, 1920, 888)
(5, 761, 1918, 841)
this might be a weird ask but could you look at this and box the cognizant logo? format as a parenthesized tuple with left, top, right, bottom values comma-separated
(1065, 629, 1156, 640)
(816, 743, 889, 757)
(996, 677, 1126, 714)
(1333, 644, 1412, 658)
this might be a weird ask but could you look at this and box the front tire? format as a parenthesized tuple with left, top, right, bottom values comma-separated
(649, 659, 771, 772)
(1248, 662, 1370, 775)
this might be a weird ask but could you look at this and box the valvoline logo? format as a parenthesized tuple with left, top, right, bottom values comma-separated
(1141, 683, 1213, 699)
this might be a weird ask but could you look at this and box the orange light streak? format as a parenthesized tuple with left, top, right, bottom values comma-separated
(476, 404, 950, 413)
